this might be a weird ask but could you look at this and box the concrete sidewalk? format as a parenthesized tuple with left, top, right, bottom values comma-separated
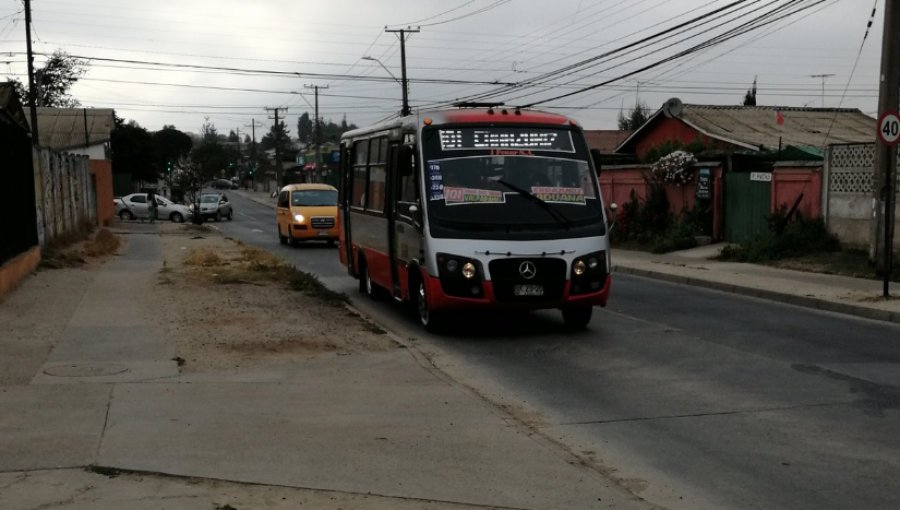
(0, 224, 655, 509)
(613, 244, 900, 325)
(234, 188, 900, 325)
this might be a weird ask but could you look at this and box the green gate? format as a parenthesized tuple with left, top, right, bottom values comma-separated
(724, 172, 771, 244)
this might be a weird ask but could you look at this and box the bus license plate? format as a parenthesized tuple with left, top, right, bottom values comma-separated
(513, 284, 544, 297)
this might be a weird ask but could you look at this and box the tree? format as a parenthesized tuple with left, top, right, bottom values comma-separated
(7, 50, 88, 107)
(321, 116, 357, 143)
(201, 118, 219, 143)
(618, 102, 650, 131)
(153, 126, 193, 176)
(261, 121, 292, 157)
(297, 113, 314, 145)
(743, 77, 758, 106)
(192, 138, 231, 181)
(111, 117, 159, 183)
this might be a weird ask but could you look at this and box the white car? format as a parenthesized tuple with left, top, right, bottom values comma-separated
(190, 192, 234, 221)
(115, 193, 192, 223)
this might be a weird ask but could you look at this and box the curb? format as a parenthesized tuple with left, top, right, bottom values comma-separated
(614, 265, 900, 325)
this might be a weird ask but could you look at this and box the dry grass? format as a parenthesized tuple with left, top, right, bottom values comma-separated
(180, 241, 347, 305)
(184, 247, 225, 268)
(83, 229, 121, 257)
(42, 227, 121, 268)
(153, 232, 395, 370)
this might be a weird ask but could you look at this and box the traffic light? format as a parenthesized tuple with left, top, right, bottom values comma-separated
(166, 161, 172, 174)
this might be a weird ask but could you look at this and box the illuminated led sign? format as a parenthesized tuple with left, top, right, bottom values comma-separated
(439, 128, 575, 152)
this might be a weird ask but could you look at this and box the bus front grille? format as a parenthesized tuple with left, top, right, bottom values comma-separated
(489, 258, 566, 302)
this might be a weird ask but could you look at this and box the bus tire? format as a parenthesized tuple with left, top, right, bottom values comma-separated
(562, 306, 593, 330)
(363, 264, 380, 299)
(416, 278, 443, 332)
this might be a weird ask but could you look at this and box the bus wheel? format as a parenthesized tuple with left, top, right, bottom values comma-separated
(278, 226, 287, 245)
(362, 263, 380, 299)
(416, 279, 443, 332)
(561, 306, 593, 330)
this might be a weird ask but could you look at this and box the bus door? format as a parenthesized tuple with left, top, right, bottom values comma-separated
(339, 142, 354, 274)
(386, 142, 402, 297)
(389, 143, 421, 302)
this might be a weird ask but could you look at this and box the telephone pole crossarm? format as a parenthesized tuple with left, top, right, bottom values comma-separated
(385, 26, 419, 116)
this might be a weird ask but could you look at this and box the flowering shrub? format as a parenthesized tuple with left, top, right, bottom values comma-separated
(651, 150, 697, 186)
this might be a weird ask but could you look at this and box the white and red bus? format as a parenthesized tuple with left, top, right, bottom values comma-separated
(338, 106, 612, 331)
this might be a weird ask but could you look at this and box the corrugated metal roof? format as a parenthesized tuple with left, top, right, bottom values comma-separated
(617, 101, 875, 154)
(584, 129, 632, 153)
(679, 104, 873, 151)
(26, 107, 115, 150)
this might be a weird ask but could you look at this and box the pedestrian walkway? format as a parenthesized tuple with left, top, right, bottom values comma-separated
(234, 189, 900, 325)
(0, 222, 655, 510)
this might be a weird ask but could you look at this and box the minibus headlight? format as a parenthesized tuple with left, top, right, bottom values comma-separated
(573, 260, 587, 276)
(446, 259, 459, 272)
(462, 262, 476, 279)
(294, 214, 305, 222)
(588, 257, 599, 269)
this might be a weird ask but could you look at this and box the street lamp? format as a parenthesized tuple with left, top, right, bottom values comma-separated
(363, 56, 409, 116)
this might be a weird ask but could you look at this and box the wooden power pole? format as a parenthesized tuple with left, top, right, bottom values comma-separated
(265, 107, 287, 189)
(874, 1, 900, 296)
(385, 26, 419, 116)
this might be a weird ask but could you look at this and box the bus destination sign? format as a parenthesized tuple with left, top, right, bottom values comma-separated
(439, 128, 574, 153)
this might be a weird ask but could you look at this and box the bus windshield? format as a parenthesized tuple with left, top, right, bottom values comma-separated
(422, 126, 605, 238)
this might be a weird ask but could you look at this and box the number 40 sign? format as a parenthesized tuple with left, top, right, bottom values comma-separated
(878, 111, 900, 145)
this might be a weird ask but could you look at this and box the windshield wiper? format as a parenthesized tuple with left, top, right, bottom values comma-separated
(497, 179, 572, 228)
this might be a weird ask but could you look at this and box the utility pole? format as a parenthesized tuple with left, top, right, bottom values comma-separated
(304, 85, 328, 183)
(809, 73, 835, 108)
(874, 1, 899, 296)
(246, 119, 262, 190)
(24, 0, 38, 146)
(385, 26, 419, 116)
(234, 127, 242, 176)
(265, 107, 287, 189)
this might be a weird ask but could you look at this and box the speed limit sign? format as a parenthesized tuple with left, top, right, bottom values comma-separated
(878, 111, 900, 144)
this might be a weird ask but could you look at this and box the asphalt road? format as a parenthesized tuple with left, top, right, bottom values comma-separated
(217, 192, 900, 510)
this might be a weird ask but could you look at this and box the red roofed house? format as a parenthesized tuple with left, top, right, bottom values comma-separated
(591, 98, 875, 243)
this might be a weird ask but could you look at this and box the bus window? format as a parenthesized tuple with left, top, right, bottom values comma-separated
(367, 137, 388, 212)
(352, 140, 368, 208)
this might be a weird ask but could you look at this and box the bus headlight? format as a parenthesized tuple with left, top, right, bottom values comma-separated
(573, 260, 587, 275)
(571, 251, 608, 296)
(294, 214, 305, 222)
(436, 253, 484, 298)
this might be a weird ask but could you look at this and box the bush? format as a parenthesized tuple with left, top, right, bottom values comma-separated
(719, 214, 840, 263)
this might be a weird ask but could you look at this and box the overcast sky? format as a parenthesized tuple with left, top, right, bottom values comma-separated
(0, 0, 884, 137)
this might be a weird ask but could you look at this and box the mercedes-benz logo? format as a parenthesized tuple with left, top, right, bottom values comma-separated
(518, 261, 537, 280)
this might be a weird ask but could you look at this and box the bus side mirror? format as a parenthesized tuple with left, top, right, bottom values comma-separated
(408, 203, 423, 226)
(608, 202, 617, 231)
